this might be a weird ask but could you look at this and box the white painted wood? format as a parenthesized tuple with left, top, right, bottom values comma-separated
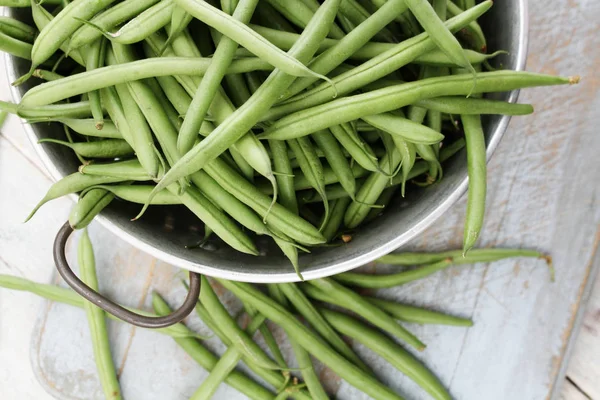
(0, 0, 599, 399)
(564, 262, 600, 400)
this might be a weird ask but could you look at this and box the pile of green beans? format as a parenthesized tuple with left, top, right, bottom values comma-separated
(0, 245, 551, 399)
(0, 0, 578, 274)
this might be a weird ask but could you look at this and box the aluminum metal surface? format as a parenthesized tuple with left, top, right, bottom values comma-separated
(3, 1, 528, 283)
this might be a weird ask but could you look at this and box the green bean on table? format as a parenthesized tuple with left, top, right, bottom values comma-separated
(77, 229, 123, 400)
(320, 308, 452, 400)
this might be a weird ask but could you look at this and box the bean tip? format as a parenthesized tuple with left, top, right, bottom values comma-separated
(569, 75, 581, 84)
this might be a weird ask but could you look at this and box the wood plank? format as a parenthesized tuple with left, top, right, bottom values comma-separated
(565, 259, 600, 399)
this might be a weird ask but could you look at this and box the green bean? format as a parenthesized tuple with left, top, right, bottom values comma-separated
(85, 185, 181, 205)
(77, 230, 123, 400)
(264, 0, 345, 39)
(32, 69, 64, 81)
(263, 1, 492, 120)
(287, 137, 329, 230)
(0, 30, 33, 60)
(146, 0, 342, 211)
(447, 0, 486, 52)
(38, 138, 134, 158)
(380, 248, 550, 266)
(282, 0, 409, 98)
(312, 129, 357, 199)
(307, 278, 425, 350)
(367, 298, 473, 327)
(415, 141, 442, 182)
(362, 113, 444, 145)
(268, 285, 328, 400)
(321, 197, 351, 242)
(244, 302, 288, 370)
(69, 188, 115, 229)
(190, 171, 270, 236)
(20, 56, 275, 107)
(339, 0, 397, 42)
(19, 0, 119, 82)
(277, 281, 368, 370)
(86, 37, 107, 130)
(90, 0, 175, 45)
(29, 2, 85, 67)
(218, 279, 404, 400)
(338, 249, 550, 288)
(413, 49, 505, 67)
(0, 16, 36, 43)
(272, 233, 301, 279)
(320, 308, 451, 400)
(461, 113, 486, 254)
(25, 170, 129, 222)
(101, 86, 161, 179)
(33, 119, 121, 139)
(79, 159, 156, 180)
(174, 0, 332, 81)
(406, 0, 475, 80)
(177, 0, 259, 155)
(261, 72, 577, 140)
(416, 96, 534, 115)
(269, 140, 298, 214)
(0, 274, 200, 339)
(329, 123, 379, 172)
(152, 293, 276, 400)
(144, 75, 187, 135)
(69, 0, 161, 50)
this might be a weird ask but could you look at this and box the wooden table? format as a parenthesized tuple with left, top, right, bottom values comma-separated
(0, 0, 599, 398)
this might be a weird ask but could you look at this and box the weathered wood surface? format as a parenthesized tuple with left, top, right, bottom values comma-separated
(0, 0, 599, 399)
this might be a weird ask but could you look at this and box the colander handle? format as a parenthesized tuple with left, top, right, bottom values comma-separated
(53, 221, 201, 329)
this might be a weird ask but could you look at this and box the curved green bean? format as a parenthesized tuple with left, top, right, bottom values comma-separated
(320, 308, 451, 400)
(25, 173, 126, 222)
(461, 113, 486, 254)
(361, 113, 444, 145)
(20, 56, 275, 107)
(0, 16, 36, 43)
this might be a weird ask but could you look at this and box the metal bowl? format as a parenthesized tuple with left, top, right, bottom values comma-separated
(3, 1, 528, 283)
